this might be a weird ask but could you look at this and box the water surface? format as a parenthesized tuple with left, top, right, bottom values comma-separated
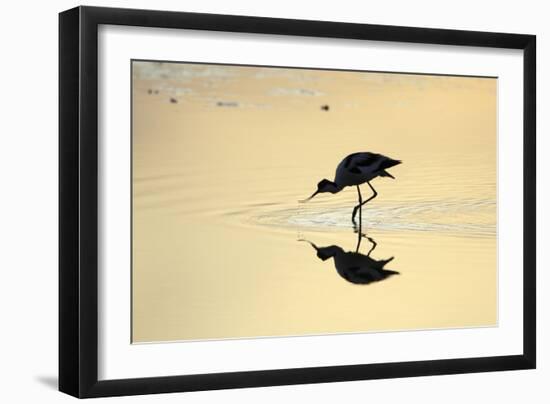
(132, 62, 497, 343)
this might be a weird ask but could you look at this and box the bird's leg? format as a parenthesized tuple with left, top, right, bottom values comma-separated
(352, 185, 363, 225)
(355, 230, 362, 253)
(358, 195, 363, 234)
(365, 236, 377, 257)
(356, 231, 376, 255)
(352, 183, 378, 225)
(359, 181, 378, 209)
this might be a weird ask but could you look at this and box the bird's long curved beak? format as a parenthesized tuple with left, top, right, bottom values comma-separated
(299, 190, 319, 203)
(297, 239, 319, 251)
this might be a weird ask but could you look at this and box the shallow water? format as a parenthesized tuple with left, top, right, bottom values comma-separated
(131, 62, 497, 343)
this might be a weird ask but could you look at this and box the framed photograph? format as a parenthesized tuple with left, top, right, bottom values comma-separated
(59, 6, 536, 398)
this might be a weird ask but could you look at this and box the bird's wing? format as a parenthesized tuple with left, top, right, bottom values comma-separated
(356, 266, 384, 281)
(345, 153, 385, 174)
(343, 152, 376, 168)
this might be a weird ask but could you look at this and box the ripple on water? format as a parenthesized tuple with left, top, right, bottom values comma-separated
(133, 168, 496, 239)
(237, 198, 496, 238)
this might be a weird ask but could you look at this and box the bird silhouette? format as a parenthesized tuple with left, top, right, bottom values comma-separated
(301, 152, 401, 225)
(300, 234, 399, 285)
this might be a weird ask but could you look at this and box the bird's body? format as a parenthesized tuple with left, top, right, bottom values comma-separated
(333, 250, 397, 285)
(334, 152, 400, 187)
(301, 237, 399, 285)
(302, 152, 401, 224)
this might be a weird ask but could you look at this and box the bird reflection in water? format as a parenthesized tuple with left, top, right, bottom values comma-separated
(300, 233, 399, 285)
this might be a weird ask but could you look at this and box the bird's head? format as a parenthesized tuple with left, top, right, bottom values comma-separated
(315, 245, 344, 261)
(298, 239, 343, 261)
(300, 179, 341, 202)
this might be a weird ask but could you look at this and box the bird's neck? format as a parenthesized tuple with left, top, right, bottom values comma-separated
(327, 181, 343, 193)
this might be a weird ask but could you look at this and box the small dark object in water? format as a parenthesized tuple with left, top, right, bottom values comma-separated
(170, 98, 178, 104)
(154, 90, 159, 94)
(216, 101, 239, 108)
(321, 104, 330, 111)
(147, 89, 152, 95)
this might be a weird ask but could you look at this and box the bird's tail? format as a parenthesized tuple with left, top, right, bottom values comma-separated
(379, 158, 402, 170)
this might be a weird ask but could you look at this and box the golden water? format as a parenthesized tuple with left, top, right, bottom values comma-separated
(131, 62, 497, 343)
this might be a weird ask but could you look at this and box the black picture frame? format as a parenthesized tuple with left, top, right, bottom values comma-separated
(59, 5, 536, 398)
